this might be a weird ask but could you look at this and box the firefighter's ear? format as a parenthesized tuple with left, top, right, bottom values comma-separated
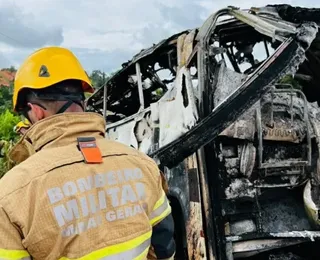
(27, 103, 46, 123)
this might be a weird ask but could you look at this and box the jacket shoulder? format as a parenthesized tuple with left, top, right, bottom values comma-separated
(0, 160, 33, 200)
(100, 139, 157, 164)
(0, 139, 159, 200)
(0, 144, 81, 200)
(98, 140, 161, 181)
(0, 150, 49, 199)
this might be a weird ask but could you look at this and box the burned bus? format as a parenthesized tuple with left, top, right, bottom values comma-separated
(87, 5, 320, 260)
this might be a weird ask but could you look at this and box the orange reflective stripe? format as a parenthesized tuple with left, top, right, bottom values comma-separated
(77, 137, 102, 164)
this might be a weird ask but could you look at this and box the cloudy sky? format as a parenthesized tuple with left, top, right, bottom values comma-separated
(0, 0, 318, 74)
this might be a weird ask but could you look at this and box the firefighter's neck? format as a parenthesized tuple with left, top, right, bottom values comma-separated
(27, 102, 84, 124)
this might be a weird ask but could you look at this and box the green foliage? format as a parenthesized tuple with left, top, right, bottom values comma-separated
(279, 75, 301, 90)
(89, 70, 109, 89)
(0, 73, 18, 142)
(0, 84, 14, 113)
(83, 70, 111, 99)
(85, 92, 93, 99)
(0, 110, 20, 141)
(86, 70, 115, 99)
(0, 68, 19, 176)
(0, 140, 15, 178)
(6, 66, 16, 73)
(155, 88, 164, 97)
(0, 110, 20, 177)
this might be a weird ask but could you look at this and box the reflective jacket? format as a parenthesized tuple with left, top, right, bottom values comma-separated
(0, 113, 174, 260)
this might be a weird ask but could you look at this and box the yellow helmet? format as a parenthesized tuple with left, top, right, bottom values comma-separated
(13, 119, 31, 133)
(13, 46, 93, 112)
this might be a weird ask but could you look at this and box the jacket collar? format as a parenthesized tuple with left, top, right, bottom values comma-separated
(9, 113, 106, 163)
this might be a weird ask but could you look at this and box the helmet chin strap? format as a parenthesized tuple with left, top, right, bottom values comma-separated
(56, 99, 84, 114)
(23, 112, 32, 125)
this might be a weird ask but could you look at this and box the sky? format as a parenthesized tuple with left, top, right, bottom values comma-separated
(0, 0, 318, 74)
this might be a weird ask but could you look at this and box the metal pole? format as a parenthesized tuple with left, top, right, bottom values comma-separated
(103, 84, 107, 120)
(135, 62, 145, 109)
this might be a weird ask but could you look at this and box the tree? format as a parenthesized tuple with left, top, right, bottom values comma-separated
(7, 66, 16, 73)
(86, 70, 112, 99)
(0, 109, 20, 177)
(89, 70, 109, 89)
(0, 109, 19, 141)
(0, 69, 20, 177)
(0, 83, 14, 113)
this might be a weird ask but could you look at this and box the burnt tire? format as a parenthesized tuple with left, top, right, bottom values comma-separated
(169, 196, 188, 260)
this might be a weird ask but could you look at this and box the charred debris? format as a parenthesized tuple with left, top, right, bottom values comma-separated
(87, 5, 320, 259)
(87, 4, 320, 157)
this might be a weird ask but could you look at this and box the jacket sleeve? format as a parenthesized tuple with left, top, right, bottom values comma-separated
(151, 214, 175, 259)
(148, 166, 175, 259)
(0, 206, 31, 260)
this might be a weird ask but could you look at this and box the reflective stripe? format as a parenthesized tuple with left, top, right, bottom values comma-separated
(98, 239, 150, 260)
(0, 249, 31, 260)
(150, 193, 171, 226)
(0, 257, 31, 260)
(59, 231, 152, 260)
(153, 191, 166, 210)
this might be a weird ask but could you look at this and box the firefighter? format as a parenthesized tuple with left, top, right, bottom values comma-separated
(0, 46, 175, 260)
(13, 119, 31, 136)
